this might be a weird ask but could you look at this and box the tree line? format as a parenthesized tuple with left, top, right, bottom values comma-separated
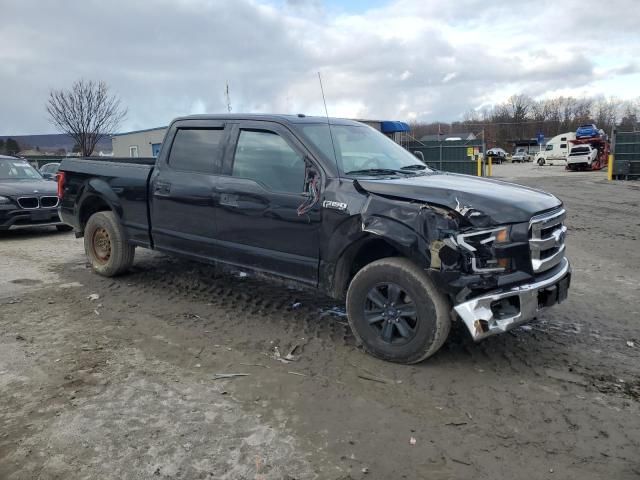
(0, 138, 21, 155)
(409, 95, 640, 151)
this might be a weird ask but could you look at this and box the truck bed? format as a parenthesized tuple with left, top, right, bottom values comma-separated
(58, 157, 156, 247)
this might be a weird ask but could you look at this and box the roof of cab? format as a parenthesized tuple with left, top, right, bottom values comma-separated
(173, 113, 364, 127)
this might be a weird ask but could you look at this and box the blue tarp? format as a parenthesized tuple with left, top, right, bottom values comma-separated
(380, 121, 410, 133)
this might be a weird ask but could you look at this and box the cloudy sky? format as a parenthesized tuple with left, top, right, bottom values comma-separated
(2, 0, 639, 134)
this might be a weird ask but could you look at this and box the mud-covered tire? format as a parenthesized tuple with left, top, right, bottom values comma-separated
(346, 257, 451, 364)
(56, 224, 73, 232)
(84, 211, 135, 277)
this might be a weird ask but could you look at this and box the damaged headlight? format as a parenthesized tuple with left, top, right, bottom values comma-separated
(456, 227, 512, 273)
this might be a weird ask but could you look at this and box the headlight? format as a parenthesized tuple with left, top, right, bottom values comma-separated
(0, 195, 11, 204)
(456, 227, 511, 273)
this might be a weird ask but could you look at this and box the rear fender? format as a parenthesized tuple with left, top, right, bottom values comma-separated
(76, 178, 123, 225)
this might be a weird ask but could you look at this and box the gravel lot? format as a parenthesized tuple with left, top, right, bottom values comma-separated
(1, 164, 639, 479)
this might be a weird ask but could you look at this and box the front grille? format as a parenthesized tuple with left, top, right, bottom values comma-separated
(529, 208, 567, 273)
(40, 196, 59, 208)
(17, 197, 38, 209)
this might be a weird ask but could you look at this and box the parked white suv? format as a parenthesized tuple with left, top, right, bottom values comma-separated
(567, 145, 598, 169)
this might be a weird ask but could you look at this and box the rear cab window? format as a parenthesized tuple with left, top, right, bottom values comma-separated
(168, 128, 224, 173)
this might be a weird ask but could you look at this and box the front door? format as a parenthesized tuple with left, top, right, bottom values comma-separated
(149, 123, 227, 259)
(214, 122, 322, 284)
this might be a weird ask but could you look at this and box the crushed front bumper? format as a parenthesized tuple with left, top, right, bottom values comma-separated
(454, 258, 571, 341)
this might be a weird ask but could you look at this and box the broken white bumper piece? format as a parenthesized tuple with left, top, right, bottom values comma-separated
(454, 258, 571, 341)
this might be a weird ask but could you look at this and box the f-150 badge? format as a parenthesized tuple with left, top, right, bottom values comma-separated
(322, 200, 347, 211)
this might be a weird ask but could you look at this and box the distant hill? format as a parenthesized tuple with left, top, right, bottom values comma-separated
(0, 134, 112, 154)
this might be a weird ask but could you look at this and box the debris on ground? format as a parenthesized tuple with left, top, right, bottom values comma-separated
(357, 374, 388, 384)
(627, 340, 635, 348)
(213, 373, 250, 380)
(288, 371, 307, 377)
(239, 363, 270, 368)
(450, 457, 472, 466)
(361, 467, 369, 474)
(319, 305, 348, 318)
(273, 345, 300, 363)
(87, 293, 100, 301)
(445, 421, 468, 426)
(409, 437, 417, 445)
(291, 301, 302, 309)
(15, 334, 26, 341)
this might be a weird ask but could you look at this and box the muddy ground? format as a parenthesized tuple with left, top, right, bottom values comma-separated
(1, 164, 639, 480)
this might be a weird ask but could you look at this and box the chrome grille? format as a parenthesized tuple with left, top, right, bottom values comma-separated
(40, 196, 59, 208)
(17, 197, 38, 209)
(529, 208, 566, 273)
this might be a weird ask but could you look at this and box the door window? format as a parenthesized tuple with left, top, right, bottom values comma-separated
(232, 130, 305, 193)
(169, 128, 224, 173)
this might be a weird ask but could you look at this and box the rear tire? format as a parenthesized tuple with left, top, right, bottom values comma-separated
(537, 158, 545, 166)
(346, 257, 451, 364)
(84, 211, 135, 277)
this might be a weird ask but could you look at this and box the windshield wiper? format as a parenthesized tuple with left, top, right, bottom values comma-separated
(400, 164, 428, 170)
(345, 168, 407, 176)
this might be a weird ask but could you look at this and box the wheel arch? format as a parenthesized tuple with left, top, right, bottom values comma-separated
(330, 232, 426, 300)
(76, 179, 123, 233)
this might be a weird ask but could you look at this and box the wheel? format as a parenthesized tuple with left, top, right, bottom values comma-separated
(84, 211, 135, 277)
(56, 224, 73, 232)
(346, 257, 451, 364)
(537, 158, 545, 166)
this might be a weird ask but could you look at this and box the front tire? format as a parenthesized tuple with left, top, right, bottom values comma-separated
(84, 211, 135, 277)
(346, 258, 451, 364)
(537, 158, 545, 166)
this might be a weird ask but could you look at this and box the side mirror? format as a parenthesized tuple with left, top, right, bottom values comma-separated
(413, 151, 425, 162)
(41, 172, 54, 180)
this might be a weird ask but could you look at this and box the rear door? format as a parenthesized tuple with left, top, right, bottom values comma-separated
(149, 121, 227, 259)
(213, 121, 322, 284)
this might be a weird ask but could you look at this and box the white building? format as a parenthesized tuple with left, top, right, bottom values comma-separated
(112, 127, 167, 158)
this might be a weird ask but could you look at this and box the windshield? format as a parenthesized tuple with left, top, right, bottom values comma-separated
(299, 124, 431, 176)
(0, 159, 43, 180)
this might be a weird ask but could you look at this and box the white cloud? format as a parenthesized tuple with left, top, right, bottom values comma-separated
(0, 0, 638, 134)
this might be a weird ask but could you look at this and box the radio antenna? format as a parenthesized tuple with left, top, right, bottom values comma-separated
(317, 72, 340, 180)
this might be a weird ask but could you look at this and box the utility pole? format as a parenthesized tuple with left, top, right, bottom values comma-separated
(225, 82, 232, 113)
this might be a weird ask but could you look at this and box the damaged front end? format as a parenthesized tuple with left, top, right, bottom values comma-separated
(354, 186, 571, 342)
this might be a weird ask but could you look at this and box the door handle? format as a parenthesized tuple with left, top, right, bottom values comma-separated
(154, 182, 171, 195)
(219, 193, 239, 207)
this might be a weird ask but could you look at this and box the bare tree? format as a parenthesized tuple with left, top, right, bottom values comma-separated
(46, 79, 127, 156)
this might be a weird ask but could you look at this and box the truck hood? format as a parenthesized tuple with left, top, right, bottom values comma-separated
(355, 172, 561, 225)
(0, 179, 57, 196)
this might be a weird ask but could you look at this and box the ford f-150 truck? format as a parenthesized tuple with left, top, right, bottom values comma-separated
(58, 114, 571, 363)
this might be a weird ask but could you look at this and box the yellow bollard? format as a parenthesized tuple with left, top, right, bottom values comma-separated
(488, 157, 493, 177)
(477, 156, 482, 177)
(607, 154, 614, 181)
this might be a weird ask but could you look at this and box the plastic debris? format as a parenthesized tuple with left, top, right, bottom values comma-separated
(213, 373, 250, 380)
(361, 467, 369, 474)
(357, 374, 388, 384)
(627, 341, 635, 348)
(87, 293, 100, 301)
(291, 302, 302, 309)
(409, 437, 417, 445)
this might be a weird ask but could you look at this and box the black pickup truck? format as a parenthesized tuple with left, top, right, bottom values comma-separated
(59, 114, 570, 363)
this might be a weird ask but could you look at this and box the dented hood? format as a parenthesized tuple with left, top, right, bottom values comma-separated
(356, 172, 561, 224)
